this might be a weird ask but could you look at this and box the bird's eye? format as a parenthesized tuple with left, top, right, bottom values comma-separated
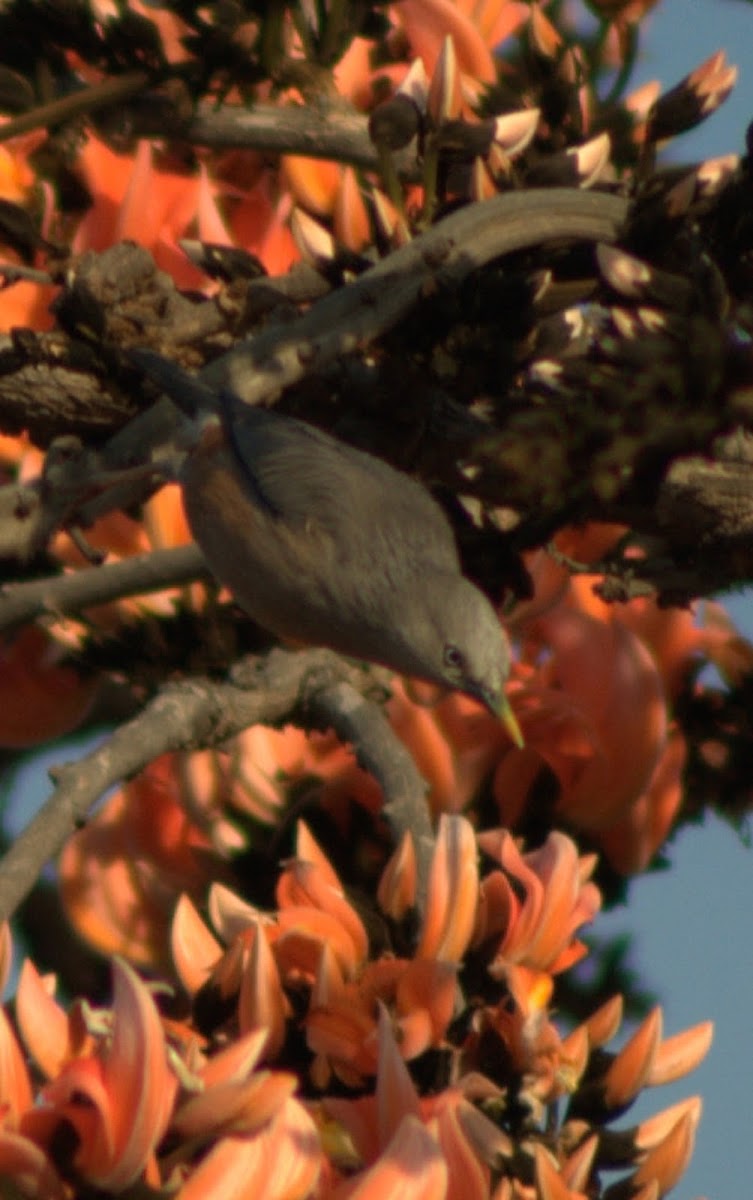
(443, 644, 465, 673)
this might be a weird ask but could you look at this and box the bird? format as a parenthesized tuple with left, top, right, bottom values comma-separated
(132, 351, 522, 743)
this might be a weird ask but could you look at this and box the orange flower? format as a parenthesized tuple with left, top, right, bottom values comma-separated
(388, 680, 511, 815)
(494, 525, 753, 869)
(510, 605, 667, 833)
(0, 125, 55, 332)
(193, 722, 382, 829)
(307, 952, 459, 1083)
(171, 1028, 298, 1144)
(602, 1007, 713, 1110)
(377, 831, 417, 921)
(60, 755, 215, 967)
(173, 823, 471, 1084)
(0, 627, 95, 749)
(323, 1006, 492, 1199)
(3, 929, 323, 1198)
(21, 958, 177, 1192)
(171, 824, 370, 1057)
(0, 957, 68, 1198)
(177, 1095, 321, 1200)
(394, 0, 529, 94)
(533, 1142, 589, 1200)
(474, 830, 601, 976)
(72, 129, 300, 281)
(417, 814, 479, 961)
(73, 138, 217, 287)
(16, 960, 96, 1081)
(283, 1, 530, 244)
(328, 1115, 448, 1200)
(60, 723, 370, 975)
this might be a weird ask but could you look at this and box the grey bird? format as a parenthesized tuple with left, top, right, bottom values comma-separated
(134, 351, 521, 741)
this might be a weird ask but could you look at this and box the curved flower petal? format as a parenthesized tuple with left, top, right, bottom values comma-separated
(0, 1006, 33, 1122)
(171, 893, 223, 994)
(16, 961, 82, 1081)
(238, 921, 290, 1057)
(51, 958, 178, 1190)
(277, 859, 368, 969)
(0, 1130, 67, 1199)
(646, 1021, 713, 1087)
(0, 923, 12, 997)
(417, 815, 478, 963)
(631, 1109, 697, 1195)
(173, 1069, 297, 1140)
(377, 832, 417, 920)
(341, 1114, 448, 1200)
(178, 1097, 321, 1200)
(604, 1007, 662, 1109)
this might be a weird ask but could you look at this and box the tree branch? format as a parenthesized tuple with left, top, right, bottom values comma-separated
(299, 680, 434, 907)
(132, 98, 418, 177)
(0, 648, 431, 923)
(0, 190, 627, 562)
(0, 450, 168, 562)
(0, 71, 149, 142)
(197, 187, 629, 398)
(0, 543, 209, 634)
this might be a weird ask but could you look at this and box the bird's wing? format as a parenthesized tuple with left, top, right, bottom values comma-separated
(225, 404, 461, 572)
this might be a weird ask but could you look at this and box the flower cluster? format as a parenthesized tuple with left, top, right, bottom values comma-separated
(0, 819, 712, 1197)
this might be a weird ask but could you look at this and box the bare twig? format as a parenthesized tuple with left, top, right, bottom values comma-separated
(0, 71, 149, 142)
(0, 263, 54, 286)
(0, 648, 431, 923)
(0, 455, 169, 562)
(0, 543, 209, 634)
(302, 680, 433, 908)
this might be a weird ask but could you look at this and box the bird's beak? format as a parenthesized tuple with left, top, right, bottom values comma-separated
(478, 684, 525, 747)
(498, 695, 525, 749)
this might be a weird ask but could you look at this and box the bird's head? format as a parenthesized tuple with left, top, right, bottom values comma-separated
(397, 574, 523, 746)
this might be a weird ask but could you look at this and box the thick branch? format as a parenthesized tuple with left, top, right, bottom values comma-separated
(0, 190, 627, 561)
(596, 449, 753, 603)
(200, 188, 629, 398)
(0, 648, 431, 922)
(131, 99, 417, 177)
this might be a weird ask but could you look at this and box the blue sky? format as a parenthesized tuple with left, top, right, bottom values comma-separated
(589, 3, 752, 1196)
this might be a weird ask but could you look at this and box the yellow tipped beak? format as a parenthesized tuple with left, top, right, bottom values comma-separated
(499, 696, 525, 749)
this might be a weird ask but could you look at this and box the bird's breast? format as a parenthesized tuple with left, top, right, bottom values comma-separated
(181, 437, 359, 645)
